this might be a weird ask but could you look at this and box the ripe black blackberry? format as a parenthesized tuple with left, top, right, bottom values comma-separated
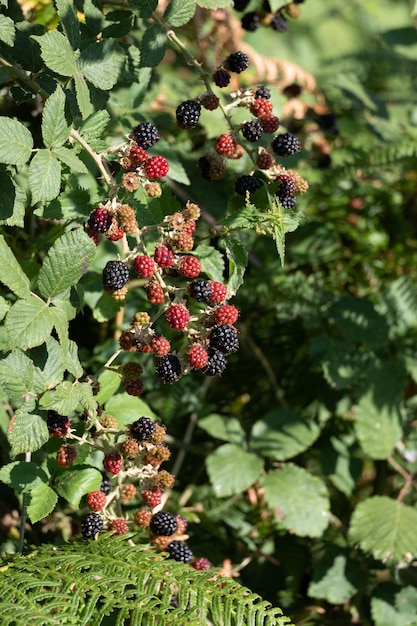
(176, 100, 201, 129)
(132, 122, 160, 149)
(88, 207, 112, 233)
(233, 0, 251, 10)
(255, 85, 271, 99)
(129, 416, 155, 442)
(198, 155, 212, 181)
(102, 260, 130, 292)
(277, 195, 297, 209)
(271, 12, 289, 32)
(209, 325, 239, 354)
(47, 411, 70, 437)
(225, 51, 250, 74)
(155, 354, 182, 384)
(81, 513, 103, 539)
(271, 133, 301, 157)
(167, 541, 193, 563)
(241, 11, 260, 31)
(188, 279, 212, 303)
(242, 120, 263, 142)
(100, 473, 111, 495)
(235, 174, 261, 196)
(202, 347, 228, 377)
(213, 68, 231, 88)
(150, 511, 178, 536)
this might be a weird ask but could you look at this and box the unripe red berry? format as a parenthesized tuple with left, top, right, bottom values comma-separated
(108, 518, 129, 535)
(86, 490, 107, 512)
(132, 255, 155, 278)
(192, 557, 211, 570)
(103, 450, 123, 475)
(166, 304, 190, 331)
(215, 134, 237, 157)
(154, 244, 175, 269)
(176, 255, 201, 278)
(145, 155, 169, 180)
(146, 281, 165, 304)
(141, 489, 162, 509)
(150, 335, 171, 357)
(213, 304, 239, 325)
(187, 344, 209, 369)
(208, 281, 227, 304)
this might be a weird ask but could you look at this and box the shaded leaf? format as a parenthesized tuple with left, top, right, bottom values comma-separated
(105, 392, 156, 427)
(0, 117, 33, 165)
(27, 483, 58, 523)
(0, 170, 26, 227)
(371, 584, 417, 626)
(32, 31, 79, 76)
(55, 0, 80, 50)
(139, 24, 166, 68)
(74, 71, 93, 119)
(79, 39, 124, 90)
(328, 295, 389, 349)
(354, 392, 404, 460)
(0, 350, 35, 404)
(164, 0, 196, 26)
(0, 234, 31, 298)
(308, 546, 366, 604)
(198, 414, 246, 445)
(0, 15, 15, 46)
(0, 461, 49, 492)
(52, 146, 88, 173)
(28, 150, 61, 204)
(194, 245, 225, 283)
(53, 467, 102, 506)
(128, 0, 157, 18)
(224, 238, 248, 296)
(206, 443, 263, 497)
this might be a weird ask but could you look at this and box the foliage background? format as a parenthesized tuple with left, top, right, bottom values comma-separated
(1, 0, 417, 625)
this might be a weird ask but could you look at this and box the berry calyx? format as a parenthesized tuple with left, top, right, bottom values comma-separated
(165, 304, 190, 331)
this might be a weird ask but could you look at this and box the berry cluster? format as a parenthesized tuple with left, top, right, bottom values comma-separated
(234, 0, 306, 34)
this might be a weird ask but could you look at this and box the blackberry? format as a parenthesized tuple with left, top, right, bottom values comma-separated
(226, 51, 250, 74)
(235, 174, 261, 196)
(198, 155, 212, 181)
(88, 207, 112, 233)
(81, 512, 103, 539)
(316, 113, 339, 134)
(278, 195, 297, 209)
(167, 541, 193, 563)
(176, 100, 201, 129)
(233, 0, 250, 10)
(271, 132, 301, 157)
(212, 68, 231, 88)
(129, 416, 156, 442)
(132, 122, 160, 149)
(100, 473, 111, 495)
(47, 411, 70, 438)
(241, 11, 260, 32)
(202, 347, 228, 376)
(242, 120, 263, 142)
(271, 12, 289, 32)
(155, 354, 182, 384)
(150, 511, 178, 536)
(188, 279, 212, 303)
(209, 325, 239, 354)
(276, 173, 296, 198)
(103, 260, 130, 292)
(255, 85, 271, 99)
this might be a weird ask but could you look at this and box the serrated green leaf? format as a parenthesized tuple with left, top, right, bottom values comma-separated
(4, 296, 55, 351)
(8, 409, 49, 456)
(65, 339, 83, 379)
(74, 71, 93, 119)
(28, 150, 61, 204)
(218, 206, 259, 230)
(78, 110, 110, 149)
(55, 0, 80, 50)
(42, 336, 66, 388)
(0, 350, 35, 404)
(39, 381, 82, 414)
(0, 461, 49, 492)
(308, 547, 366, 604)
(49, 306, 70, 358)
(0, 234, 31, 298)
(32, 31, 79, 76)
(76, 382, 96, 414)
(139, 24, 167, 68)
(27, 483, 58, 523)
(104, 392, 156, 427)
(224, 238, 248, 296)
(206, 444, 263, 497)
(128, 0, 157, 18)
(0, 170, 27, 227)
(79, 39, 124, 90)
(194, 245, 225, 282)
(0, 14, 15, 46)
(250, 409, 321, 461)
(37, 230, 96, 300)
(164, 0, 196, 26)
(42, 87, 70, 148)
(52, 146, 88, 173)
(372, 584, 417, 626)
(0, 296, 9, 321)
(260, 465, 330, 538)
(349, 496, 417, 562)
(328, 295, 389, 349)
(83, 0, 106, 34)
(354, 392, 404, 460)
(95, 369, 121, 405)
(0, 117, 33, 165)
(198, 414, 246, 445)
(53, 467, 102, 506)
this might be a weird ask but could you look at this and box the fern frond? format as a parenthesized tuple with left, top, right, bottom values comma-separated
(0, 535, 294, 626)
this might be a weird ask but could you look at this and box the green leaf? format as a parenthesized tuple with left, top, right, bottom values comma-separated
(0, 234, 31, 298)
(218, 206, 259, 230)
(65, 340, 84, 379)
(205, 443, 263, 497)
(0, 296, 9, 321)
(104, 392, 156, 427)
(198, 414, 246, 445)
(328, 295, 389, 349)
(53, 467, 102, 506)
(95, 369, 121, 405)
(52, 146, 88, 173)
(0, 461, 49, 492)
(79, 39, 124, 90)
(49, 306, 70, 357)
(349, 496, 417, 562)
(8, 409, 49, 456)
(197, 0, 232, 7)
(42, 87, 70, 148)
(383, 277, 417, 332)
(372, 584, 417, 626)
(139, 24, 167, 68)
(0, 15, 15, 46)
(28, 150, 61, 204)
(4, 296, 55, 351)
(128, 0, 157, 18)
(0, 350, 35, 404)
(224, 238, 248, 296)
(308, 547, 366, 605)
(194, 245, 225, 282)
(74, 71, 94, 119)
(354, 392, 404, 460)
(164, 0, 196, 26)
(0, 117, 33, 165)
(55, 0, 80, 50)
(40, 381, 85, 414)
(42, 336, 66, 388)
(78, 110, 110, 151)
(37, 229, 96, 300)
(331, 72, 377, 110)
(32, 31, 79, 76)
(250, 409, 321, 461)
(27, 483, 58, 523)
(260, 465, 331, 538)
(0, 170, 27, 227)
